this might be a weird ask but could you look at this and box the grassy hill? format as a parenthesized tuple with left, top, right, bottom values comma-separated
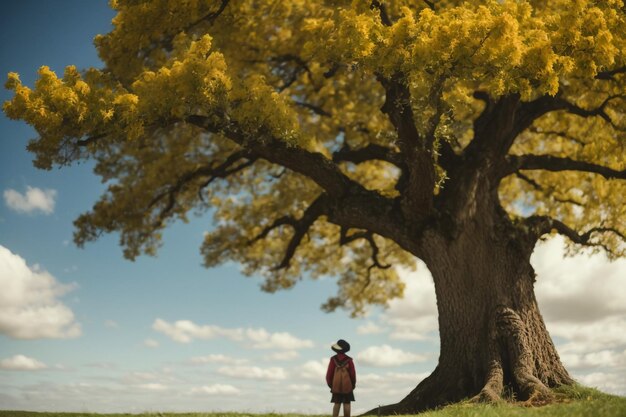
(1, 386, 624, 417)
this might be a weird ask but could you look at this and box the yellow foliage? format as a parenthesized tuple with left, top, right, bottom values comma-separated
(4, 0, 626, 313)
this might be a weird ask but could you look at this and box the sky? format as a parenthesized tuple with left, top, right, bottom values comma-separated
(1, 1, 625, 414)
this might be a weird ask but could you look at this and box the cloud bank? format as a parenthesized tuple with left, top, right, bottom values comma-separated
(0, 354, 47, 371)
(0, 245, 80, 339)
(358, 345, 428, 367)
(152, 318, 313, 350)
(532, 235, 626, 395)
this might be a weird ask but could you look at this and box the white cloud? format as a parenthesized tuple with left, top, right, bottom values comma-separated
(384, 371, 430, 382)
(190, 354, 248, 365)
(531, 235, 626, 397)
(152, 319, 313, 350)
(3, 186, 57, 215)
(357, 321, 385, 335)
(576, 371, 626, 396)
(532, 237, 626, 352)
(217, 365, 286, 380)
(122, 371, 159, 384)
(152, 319, 243, 343)
(382, 264, 438, 341)
(533, 236, 626, 323)
(191, 384, 241, 396)
(0, 245, 80, 339)
(246, 328, 314, 350)
(560, 348, 626, 371)
(547, 316, 626, 353)
(358, 345, 427, 367)
(0, 354, 47, 371)
(137, 383, 167, 391)
(286, 384, 312, 392)
(299, 359, 328, 381)
(265, 351, 299, 361)
(143, 339, 159, 348)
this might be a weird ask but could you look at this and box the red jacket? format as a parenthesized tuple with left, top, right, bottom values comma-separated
(326, 353, 356, 389)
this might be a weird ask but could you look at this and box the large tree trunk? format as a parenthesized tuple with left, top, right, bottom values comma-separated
(370, 206, 573, 415)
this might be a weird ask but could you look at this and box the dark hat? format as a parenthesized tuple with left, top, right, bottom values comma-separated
(331, 339, 350, 353)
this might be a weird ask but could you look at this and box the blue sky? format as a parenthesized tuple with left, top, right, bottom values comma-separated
(1, 1, 625, 414)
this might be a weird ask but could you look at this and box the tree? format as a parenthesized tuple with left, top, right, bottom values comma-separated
(4, 0, 626, 413)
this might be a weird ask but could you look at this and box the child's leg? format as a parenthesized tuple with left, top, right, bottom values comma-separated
(343, 402, 351, 417)
(332, 402, 341, 417)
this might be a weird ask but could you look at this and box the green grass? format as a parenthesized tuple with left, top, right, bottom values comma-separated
(0, 413, 324, 417)
(1, 386, 624, 417)
(415, 386, 626, 417)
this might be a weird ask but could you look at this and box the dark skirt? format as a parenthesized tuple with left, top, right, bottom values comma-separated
(331, 391, 355, 403)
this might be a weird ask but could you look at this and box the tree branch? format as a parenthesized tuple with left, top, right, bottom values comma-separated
(506, 154, 626, 180)
(377, 72, 436, 220)
(525, 215, 625, 253)
(197, 155, 258, 201)
(339, 227, 391, 270)
(595, 65, 626, 81)
(139, 0, 230, 57)
(547, 95, 626, 131)
(186, 115, 357, 199)
(185, 116, 420, 258)
(250, 215, 297, 243)
(149, 149, 256, 226)
(76, 133, 108, 147)
(269, 54, 313, 92)
(272, 195, 330, 270)
(515, 172, 583, 206)
(332, 143, 403, 167)
(471, 92, 620, 163)
(370, 1, 393, 26)
(526, 126, 587, 147)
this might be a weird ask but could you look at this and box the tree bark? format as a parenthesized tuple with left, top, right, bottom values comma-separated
(367, 200, 573, 415)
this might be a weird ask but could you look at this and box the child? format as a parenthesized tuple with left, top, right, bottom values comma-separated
(326, 339, 356, 417)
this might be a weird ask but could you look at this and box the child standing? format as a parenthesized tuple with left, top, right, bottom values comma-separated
(326, 339, 356, 417)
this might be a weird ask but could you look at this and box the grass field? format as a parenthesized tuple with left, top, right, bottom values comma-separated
(1, 386, 624, 417)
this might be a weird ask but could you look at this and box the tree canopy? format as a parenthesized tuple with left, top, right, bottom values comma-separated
(4, 0, 626, 316)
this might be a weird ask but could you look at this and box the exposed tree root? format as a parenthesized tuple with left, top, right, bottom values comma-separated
(364, 305, 569, 416)
(471, 359, 504, 403)
(472, 306, 555, 406)
(472, 322, 505, 404)
(496, 306, 553, 402)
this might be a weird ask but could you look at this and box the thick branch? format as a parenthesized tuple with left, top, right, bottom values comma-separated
(273, 195, 330, 270)
(468, 94, 522, 160)
(506, 154, 626, 180)
(470, 93, 619, 164)
(332, 143, 403, 167)
(377, 73, 436, 220)
(185, 116, 422, 258)
(186, 115, 356, 199)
